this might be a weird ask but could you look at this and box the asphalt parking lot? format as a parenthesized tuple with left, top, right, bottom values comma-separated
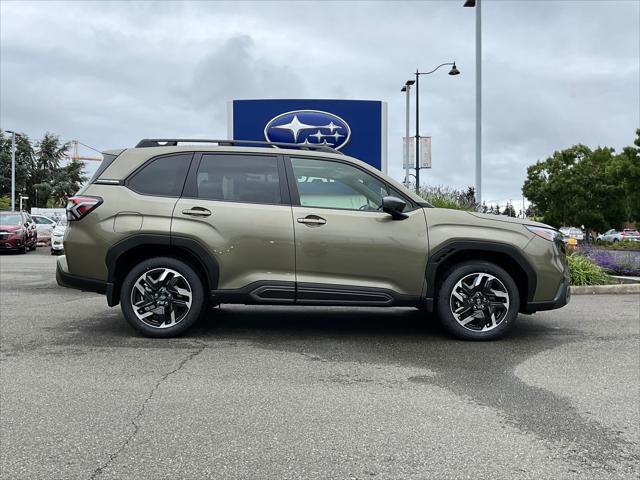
(1, 249, 639, 480)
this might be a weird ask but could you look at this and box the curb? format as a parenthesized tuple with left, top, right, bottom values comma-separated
(571, 284, 640, 295)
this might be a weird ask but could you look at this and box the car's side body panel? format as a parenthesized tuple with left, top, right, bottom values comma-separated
(171, 200, 296, 289)
(291, 206, 428, 296)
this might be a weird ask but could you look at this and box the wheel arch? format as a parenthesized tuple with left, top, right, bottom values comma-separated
(105, 234, 219, 306)
(425, 240, 536, 313)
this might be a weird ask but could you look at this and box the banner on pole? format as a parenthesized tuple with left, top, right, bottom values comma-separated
(402, 136, 432, 169)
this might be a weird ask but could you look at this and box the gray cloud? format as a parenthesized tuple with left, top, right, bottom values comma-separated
(1, 0, 638, 205)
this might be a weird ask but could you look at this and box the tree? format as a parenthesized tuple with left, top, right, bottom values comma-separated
(50, 160, 86, 206)
(606, 129, 640, 223)
(493, 204, 501, 215)
(503, 201, 516, 217)
(0, 132, 85, 209)
(0, 131, 34, 202)
(522, 132, 639, 231)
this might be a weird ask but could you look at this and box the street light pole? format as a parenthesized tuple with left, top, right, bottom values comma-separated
(464, 0, 482, 205)
(475, 0, 482, 205)
(415, 70, 420, 194)
(10, 131, 16, 211)
(412, 62, 460, 195)
(401, 80, 414, 187)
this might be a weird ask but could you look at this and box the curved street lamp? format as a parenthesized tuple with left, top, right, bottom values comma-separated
(413, 62, 460, 194)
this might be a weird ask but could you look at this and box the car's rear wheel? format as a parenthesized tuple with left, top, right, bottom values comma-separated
(120, 257, 205, 338)
(436, 261, 519, 341)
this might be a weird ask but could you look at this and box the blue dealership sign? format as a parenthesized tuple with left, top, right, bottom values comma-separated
(228, 99, 387, 172)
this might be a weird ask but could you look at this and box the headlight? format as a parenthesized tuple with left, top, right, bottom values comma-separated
(526, 225, 561, 242)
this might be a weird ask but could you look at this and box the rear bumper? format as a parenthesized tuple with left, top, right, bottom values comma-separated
(56, 255, 109, 296)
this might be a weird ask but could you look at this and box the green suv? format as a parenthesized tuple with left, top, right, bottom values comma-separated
(57, 139, 570, 340)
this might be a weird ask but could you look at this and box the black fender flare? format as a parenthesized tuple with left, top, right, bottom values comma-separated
(105, 234, 219, 306)
(424, 240, 537, 310)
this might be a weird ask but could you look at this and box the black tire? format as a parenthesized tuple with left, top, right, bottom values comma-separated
(30, 237, 37, 251)
(20, 236, 28, 254)
(436, 261, 520, 341)
(120, 257, 206, 338)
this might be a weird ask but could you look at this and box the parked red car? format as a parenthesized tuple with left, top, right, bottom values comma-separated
(0, 211, 37, 253)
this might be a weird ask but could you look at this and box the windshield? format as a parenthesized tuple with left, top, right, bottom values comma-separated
(0, 214, 22, 226)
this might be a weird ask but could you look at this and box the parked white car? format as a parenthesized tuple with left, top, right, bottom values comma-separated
(559, 226, 584, 242)
(50, 224, 66, 255)
(597, 229, 640, 242)
(31, 214, 57, 244)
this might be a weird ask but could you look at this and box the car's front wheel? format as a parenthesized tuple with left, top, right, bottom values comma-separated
(20, 236, 28, 254)
(436, 261, 519, 341)
(120, 257, 205, 338)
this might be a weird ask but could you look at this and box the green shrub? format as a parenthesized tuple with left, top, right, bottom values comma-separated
(418, 185, 478, 211)
(595, 239, 640, 251)
(567, 253, 612, 286)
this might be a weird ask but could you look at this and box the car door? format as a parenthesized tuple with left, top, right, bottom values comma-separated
(172, 152, 296, 301)
(287, 156, 429, 303)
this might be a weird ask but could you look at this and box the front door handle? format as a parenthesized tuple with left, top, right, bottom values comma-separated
(297, 215, 326, 226)
(182, 207, 211, 217)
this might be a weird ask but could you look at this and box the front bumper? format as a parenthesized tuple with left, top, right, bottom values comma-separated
(522, 277, 571, 313)
(56, 255, 108, 295)
(51, 237, 64, 251)
(0, 236, 24, 250)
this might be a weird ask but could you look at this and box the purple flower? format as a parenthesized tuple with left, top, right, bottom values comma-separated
(576, 246, 640, 276)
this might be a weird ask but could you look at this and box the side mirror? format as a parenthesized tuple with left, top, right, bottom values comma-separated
(382, 196, 408, 220)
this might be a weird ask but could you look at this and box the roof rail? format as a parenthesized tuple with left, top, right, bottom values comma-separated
(134, 138, 341, 154)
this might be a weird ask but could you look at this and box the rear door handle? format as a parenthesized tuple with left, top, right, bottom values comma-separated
(182, 207, 211, 217)
(297, 215, 326, 226)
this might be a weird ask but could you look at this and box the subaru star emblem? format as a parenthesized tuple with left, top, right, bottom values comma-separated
(264, 110, 351, 150)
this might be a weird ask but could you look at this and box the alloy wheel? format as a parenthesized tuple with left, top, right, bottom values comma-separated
(449, 272, 510, 332)
(130, 268, 192, 329)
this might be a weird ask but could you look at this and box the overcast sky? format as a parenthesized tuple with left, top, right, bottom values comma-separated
(1, 0, 638, 207)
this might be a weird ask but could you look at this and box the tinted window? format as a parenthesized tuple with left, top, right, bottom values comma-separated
(291, 157, 389, 211)
(88, 152, 119, 184)
(128, 154, 192, 197)
(196, 155, 281, 204)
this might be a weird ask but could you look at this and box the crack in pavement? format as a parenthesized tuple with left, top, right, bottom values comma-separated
(88, 342, 207, 480)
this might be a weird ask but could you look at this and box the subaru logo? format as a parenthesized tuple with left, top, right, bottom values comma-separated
(264, 110, 351, 150)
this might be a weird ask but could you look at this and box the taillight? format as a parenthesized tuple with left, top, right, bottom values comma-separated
(66, 196, 102, 221)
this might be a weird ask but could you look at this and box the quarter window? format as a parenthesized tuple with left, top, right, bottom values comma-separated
(128, 154, 192, 197)
(196, 155, 281, 204)
(291, 157, 390, 211)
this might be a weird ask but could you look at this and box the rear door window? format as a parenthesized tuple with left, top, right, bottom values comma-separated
(195, 154, 281, 204)
(127, 153, 192, 197)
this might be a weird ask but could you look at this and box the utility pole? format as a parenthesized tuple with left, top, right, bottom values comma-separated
(475, 0, 482, 206)
(415, 69, 420, 194)
(464, 0, 482, 205)
(10, 131, 16, 211)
